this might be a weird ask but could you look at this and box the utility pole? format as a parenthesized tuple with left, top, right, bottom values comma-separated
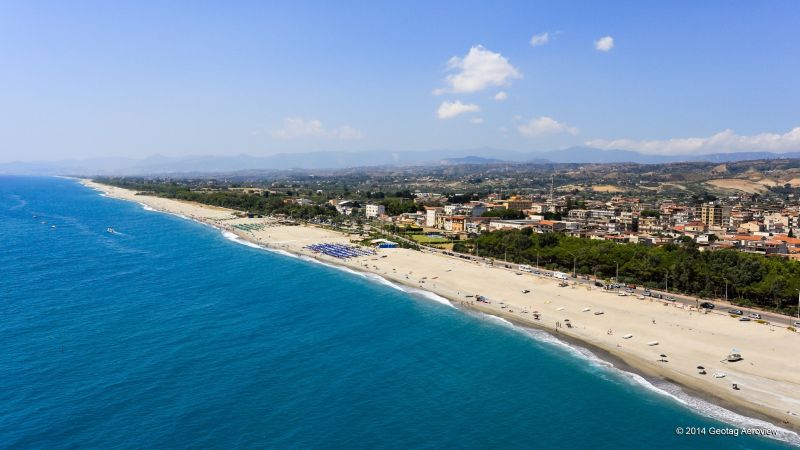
(615, 262, 619, 283)
(573, 255, 577, 278)
(725, 280, 728, 303)
(536, 251, 539, 268)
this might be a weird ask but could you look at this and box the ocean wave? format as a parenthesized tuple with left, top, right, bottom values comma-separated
(137, 202, 156, 212)
(221, 230, 298, 258)
(476, 313, 800, 446)
(298, 256, 455, 308)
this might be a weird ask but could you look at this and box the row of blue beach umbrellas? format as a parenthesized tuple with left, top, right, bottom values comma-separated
(306, 243, 376, 259)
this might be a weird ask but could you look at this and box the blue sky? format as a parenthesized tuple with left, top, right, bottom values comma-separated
(1, 1, 799, 162)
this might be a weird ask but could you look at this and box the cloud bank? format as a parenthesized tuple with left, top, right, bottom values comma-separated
(586, 126, 800, 155)
(271, 117, 362, 140)
(530, 32, 550, 47)
(435, 45, 522, 94)
(518, 116, 578, 137)
(437, 100, 481, 119)
(594, 36, 614, 52)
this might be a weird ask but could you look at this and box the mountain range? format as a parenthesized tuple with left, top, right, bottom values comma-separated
(3, 147, 800, 175)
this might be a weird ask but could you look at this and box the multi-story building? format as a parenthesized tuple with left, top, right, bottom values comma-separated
(697, 202, 732, 228)
(365, 204, 386, 218)
(425, 207, 443, 227)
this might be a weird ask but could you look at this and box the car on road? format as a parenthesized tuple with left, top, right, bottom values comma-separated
(794, 321, 800, 327)
(666, 296, 676, 302)
(594, 281, 604, 287)
(739, 317, 751, 322)
(643, 290, 651, 297)
(729, 309, 743, 316)
(700, 302, 715, 309)
(749, 312, 762, 319)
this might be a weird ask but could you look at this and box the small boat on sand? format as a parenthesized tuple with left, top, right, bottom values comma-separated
(714, 372, 726, 378)
(622, 334, 633, 339)
(647, 341, 659, 346)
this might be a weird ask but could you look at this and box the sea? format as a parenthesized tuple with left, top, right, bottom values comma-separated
(1, 176, 798, 449)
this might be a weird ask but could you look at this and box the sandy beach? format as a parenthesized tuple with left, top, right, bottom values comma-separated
(82, 179, 800, 437)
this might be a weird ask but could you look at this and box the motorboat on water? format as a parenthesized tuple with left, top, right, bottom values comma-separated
(107, 227, 116, 234)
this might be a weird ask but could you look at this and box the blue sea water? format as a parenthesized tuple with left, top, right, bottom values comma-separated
(0, 176, 797, 449)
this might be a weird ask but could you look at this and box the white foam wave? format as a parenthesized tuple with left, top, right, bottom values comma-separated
(484, 314, 515, 328)
(221, 230, 298, 258)
(137, 202, 156, 212)
(476, 314, 800, 446)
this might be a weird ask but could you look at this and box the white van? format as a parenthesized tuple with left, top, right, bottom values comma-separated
(519, 264, 532, 273)
(553, 271, 568, 280)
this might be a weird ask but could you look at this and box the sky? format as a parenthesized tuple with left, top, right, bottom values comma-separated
(1, 1, 799, 163)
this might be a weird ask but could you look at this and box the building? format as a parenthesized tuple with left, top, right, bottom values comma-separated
(697, 202, 731, 228)
(425, 206, 443, 227)
(365, 204, 386, 218)
(501, 196, 532, 211)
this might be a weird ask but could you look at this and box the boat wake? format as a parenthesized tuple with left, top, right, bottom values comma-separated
(475, 312, 800, 446)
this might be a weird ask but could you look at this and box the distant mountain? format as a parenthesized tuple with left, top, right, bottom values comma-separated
(439, 156, 506, 165)
(3, 147, 800, 175)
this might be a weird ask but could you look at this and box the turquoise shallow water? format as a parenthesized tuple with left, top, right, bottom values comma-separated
(0, 176, 797, 449)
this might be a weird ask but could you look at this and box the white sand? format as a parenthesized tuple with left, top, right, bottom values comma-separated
(83, 180, 800, 433)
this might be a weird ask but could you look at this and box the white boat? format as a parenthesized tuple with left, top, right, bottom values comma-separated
(556, 307, 565, 311)
(582, 308, 591, 312)
(714, 372, 726, 378)
(647, 341, 659, 346)
(107, 227, 116, 234)
(622, 334, 633, 339)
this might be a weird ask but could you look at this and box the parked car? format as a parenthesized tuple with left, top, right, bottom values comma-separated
(594, 281, 604, 287)
(700, 302, 715, 309)
(643, 290, 651, 297)
(739, 317, 751, 322)
(749, 312, 762, 319)
(729, 309, 743, 316)
(794, 321, 800, 327)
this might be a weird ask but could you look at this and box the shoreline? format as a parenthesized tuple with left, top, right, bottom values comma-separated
(80, 179, 800, 445)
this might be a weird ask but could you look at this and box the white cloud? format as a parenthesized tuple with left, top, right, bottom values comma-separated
(586, 126, 800, 155)
(470, 117, 484, 124)
(530, 32, 550, 47)
(437, 100, 481, 119)
(494, 91, 508, 101)
(271, 117, 363, 140)
(594, 36, 614, 52)
(435, 45, 522, 94)
(518, 116, 578, 137)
